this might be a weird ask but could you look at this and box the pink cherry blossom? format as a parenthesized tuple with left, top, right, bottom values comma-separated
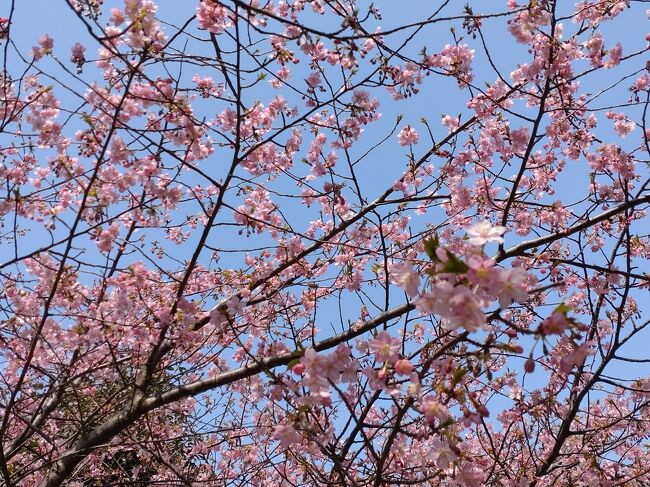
(305, 71, 321, 88)
(196, 0, 232, 33)
(415, 280, 454, 316)
(560, 342, 595, 373)
(446, 285, 487, 331)
(542, 311, 569, 335)
(606, 111, 636, 137)
(368, 331, 401, 363)
(97, 223, 120, 253)
(466, 255, 498, 288)
(421, 396, 449, 424)
(524, 357, 535, 373)
(394, 358, 414, 376)
(3, 1, 650, 485)
(273, 423, 301, 448)
(398, 125, 419, 146)
(390, 262, 421, 297)
(110, 7, 126, 25)
(39, 33, 54, 51)
(495, 267, 529, 308)
(0, 18, 8, 40)
(430, 438, 458, 468)
(465, 221, 507, 246)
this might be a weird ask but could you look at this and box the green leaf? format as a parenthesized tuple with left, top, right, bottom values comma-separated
(423, 235, 440, 261)
(285, 346, 306, 371)
(553, 303, 572, 315)
(452, 367, 468, 385)
(441, 417, 455, 429)
(441, 251, 469, 274)
(286, 357, 301, 370)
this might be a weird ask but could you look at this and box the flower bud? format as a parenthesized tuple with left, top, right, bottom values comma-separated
(524, 357, 535, 373)
(292, 363, 306, 375)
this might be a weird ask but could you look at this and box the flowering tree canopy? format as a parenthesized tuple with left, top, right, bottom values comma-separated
(1, 0, 650, 485)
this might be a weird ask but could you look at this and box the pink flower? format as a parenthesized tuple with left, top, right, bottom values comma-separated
(415, 280, 453, 316)
(604, 42, 622, 68)
(71, 42, 85, 60)
(0, 18, 9, 40)
(394, 359, 414, 376)
(560, 342, 595, 373)
(429, 438, 457, 468)
(209, 307, 227, 326)
(541, 311, 568, 335)
(226, 295, 244, 315)
(368, 331, 401, 363)
(584, 33, 604, 68)
(31, 34, 53, 61)
(390, 262, 420, 297)
(110, 7, 125, 25)
(398, 125, 419, 146)
(273, 423, 301, 448)
(458, 463, 485, 487)
(524, 357, 535, 373)
(495, 267, 529, 308)
(465, 220, 506, 246)
(466, 255, 498, 288)
(417, 282, 486, 331)
(420, 396, 449, 424)
(606, 111, 635, 138)
(292, 363, 305, 375)
(363, 366, 387, 391)
(441, 115, 460, 132)
(447, 285, 486, 331)
(426, 44, 475, 84)
(70, 42, 86, 69)
(209, 295, 245, 326)
(97, 224, 120, 253)
(39, 33, 54, 51)
(306, 71, 321, 88)
(196, 0, 232, 34)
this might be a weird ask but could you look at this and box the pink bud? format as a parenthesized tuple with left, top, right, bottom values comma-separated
(524, 357, 535, 373)
(510, 344, 523, 354)
(394, 359, 414, 376)
(292, 363, 305, 375)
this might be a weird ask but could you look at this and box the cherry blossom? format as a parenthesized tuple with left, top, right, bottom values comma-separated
(368, 331, 402, 364)
(2, 1, 650, 485)
(421, 396, 450, 425)
(397, 125, 419, 146)
(273, 423, 302, 448)
(541, 311, 570, 335)
(465, 220, 507, 246)
(390, 262, 421, 297)
(495, 267, 529, 308)
(394, 358, 414, 376)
